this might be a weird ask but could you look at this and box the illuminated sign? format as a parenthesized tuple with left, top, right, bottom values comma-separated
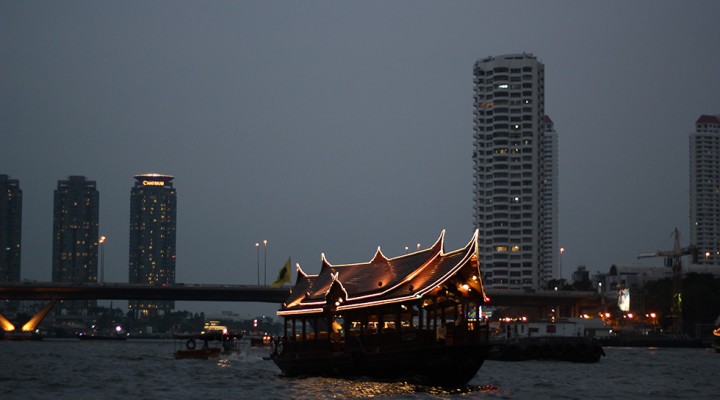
(142, 180, 165, 186)
(618, 289, 630, 312)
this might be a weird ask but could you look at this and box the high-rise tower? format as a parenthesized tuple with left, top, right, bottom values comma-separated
(472, 53, 558, 290)
(690, 115, 720, 265)
(542, 116, 559, 283)
(52, 176, 100, 283)
(52, 176, 99, 312)
(0, 175, 22, 283)
(128, 173, 177, 315)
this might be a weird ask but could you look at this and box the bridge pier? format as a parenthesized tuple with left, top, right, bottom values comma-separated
(0, 300, 57, 334)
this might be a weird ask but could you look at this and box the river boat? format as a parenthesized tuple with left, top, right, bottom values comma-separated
(78, 326, 128, 341)
(248, 330, 272, 348)
(174, 330, 243, 359)
(77, 325, 128, 340)
(77, 331, 128, 341)
(270, 231, 491, 387)
(488, 319, 605, 362)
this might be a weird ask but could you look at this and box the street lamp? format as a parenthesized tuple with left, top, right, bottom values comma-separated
(255, 242, 260, 286)
(263, 240, 268, 286)
(559, 247, 565, 280)
(99, 236, 106, 284)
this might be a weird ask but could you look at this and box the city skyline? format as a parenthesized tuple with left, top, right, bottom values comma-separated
(2, 1, 720, 315)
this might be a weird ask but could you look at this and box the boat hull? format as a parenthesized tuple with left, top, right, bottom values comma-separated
(488, 337, 604, 362)
(272, 344, 488, 387)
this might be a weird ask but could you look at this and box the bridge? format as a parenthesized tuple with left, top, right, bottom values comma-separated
(0, 282, 289, 303)
(0, 282, 601, 309)
(0, 282, 603, 333)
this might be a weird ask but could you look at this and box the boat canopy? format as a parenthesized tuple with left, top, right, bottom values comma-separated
(277, 230, 487, 316)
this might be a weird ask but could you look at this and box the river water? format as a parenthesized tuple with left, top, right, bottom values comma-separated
(1, 340, 718, 399)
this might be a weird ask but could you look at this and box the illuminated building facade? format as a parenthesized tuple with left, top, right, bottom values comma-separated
(0, 175, 22, 283)
(472, 53, 558, 290)
(690, 115, 720, 265)
(52, 176, 99, 312)
(128, 173, 177, 314)
(541, 116, 559, 283)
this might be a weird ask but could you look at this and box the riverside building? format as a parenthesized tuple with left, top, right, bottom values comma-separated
(472, 53, 558, 290)
(690, 115, 720, 266)
(52, 176, 100, 312)
(0, 175, 22, 283)
(128, 173, 177, 315)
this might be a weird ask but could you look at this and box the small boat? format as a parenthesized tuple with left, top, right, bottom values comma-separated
(248, 331, 271, 348)
(173, 330, 243, 359)
(78, 325, 128, 341)
(174, 342, 223, 360)
(488, 319, 605, 362)
(78, 332, 128, 341)
(270, 231, 491, 387)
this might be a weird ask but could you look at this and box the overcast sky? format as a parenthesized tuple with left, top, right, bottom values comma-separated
(2, 1, 719, 316)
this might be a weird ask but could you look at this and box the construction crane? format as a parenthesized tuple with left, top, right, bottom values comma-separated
(637, 228, 697, 334)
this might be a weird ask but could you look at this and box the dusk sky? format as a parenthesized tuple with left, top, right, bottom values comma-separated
(2, 1, 720, 317)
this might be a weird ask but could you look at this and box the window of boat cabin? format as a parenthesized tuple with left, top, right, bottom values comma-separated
(400, 304, 418, 330)
(450, 303, 464, 326)
(381, 311, 399, 332)
(366, 320, 378, 333)
(300, 317, 314, 341)
(286, 317, 320, 341)
(289, 318, 303, 341)
(465, 302, 484, 331)
(410, 304, 422, 329)
(308, 318, 330, 340)
(348, 318, 363, 336)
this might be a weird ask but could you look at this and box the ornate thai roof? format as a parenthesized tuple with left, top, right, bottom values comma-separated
(277, 230, 487, 316)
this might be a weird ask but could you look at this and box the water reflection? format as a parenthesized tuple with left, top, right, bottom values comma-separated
(288, 376, 500, 398)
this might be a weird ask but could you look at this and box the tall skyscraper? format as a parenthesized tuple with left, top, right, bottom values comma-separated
(690, 115, 720, 265)
(128, 173, 177, 315)
(472, 53, 558, 290)
(0, 175, 22, 283)
(52, 176, 99, 312)
(542, 116, 559, 283)
(52, 176, 100, 283)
